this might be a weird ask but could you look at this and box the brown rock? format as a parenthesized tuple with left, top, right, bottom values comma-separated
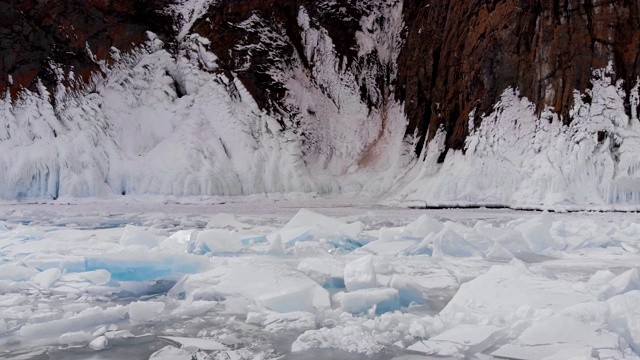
(398, 0, 640, 158)
(0, 0, 176, 97)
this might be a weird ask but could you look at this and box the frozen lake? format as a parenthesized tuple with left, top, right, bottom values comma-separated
(1, 195, 640, 359)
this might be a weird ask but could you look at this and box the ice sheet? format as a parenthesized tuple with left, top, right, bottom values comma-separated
(1, 201, 640, 359)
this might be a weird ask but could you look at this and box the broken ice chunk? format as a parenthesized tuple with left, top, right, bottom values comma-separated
(491, 344, 595, 360)
(148, 345, 192, 360)
(119, 225, 158, 249)
(0, 263, 39, 281)
(337, 288, 400, 315)
(128, 301, 165, 323)
(268, 227, 313, 247)
(257, 284, 318, 313)
(293, 241, 326, 256)
(88, 335, 109, 350)
(340, 221, 365, 239)
(61, 269, 111, 285)
(266, 234, 285, 254)
(388, 275, 427, 306)
(206, 213, 250, 230)
(514, 212, 561, 253)
(85, 252, 205, 281)
(192, 229, 243, 254)
(297, 257, 345, 288)
(159, 229, 196, 253)
(361, 239, 418, 255)
(439, 263, 595, 328)
(343, 255, 377, 292)
(170, 259, 330, 313)
(59, 330, 93, 345)
(158, 336, 225, 351)
(485, 241, 515, 262)
(607, 290, 640, 352)
(405, 214, 444, 238)
(283, 209, 346, 233)
(408, 324, 505, 357)
(32, 268, 61, 289)
(598, 268, 640, 299)
(432, 227, 484, 258)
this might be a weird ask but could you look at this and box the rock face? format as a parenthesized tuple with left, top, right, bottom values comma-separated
(0, 0, 175, 97)
(398, 0, 640, 156)
(190, 0, 368, 116)
(2, 0, 640, 159)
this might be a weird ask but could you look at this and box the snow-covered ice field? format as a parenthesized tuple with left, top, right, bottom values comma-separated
(1, 196, 640, 359)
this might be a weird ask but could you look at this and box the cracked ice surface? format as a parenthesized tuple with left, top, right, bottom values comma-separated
(1, 196, 640, 359)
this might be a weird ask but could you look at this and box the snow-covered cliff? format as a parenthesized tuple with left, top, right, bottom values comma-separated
(2, 0, 640, 208)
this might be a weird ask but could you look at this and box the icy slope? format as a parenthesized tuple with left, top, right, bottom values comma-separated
(2, 1, 640, 208)
(393, 65, 640, 208)
(0, 34, 320, 198)
(0, 2, 413, 200)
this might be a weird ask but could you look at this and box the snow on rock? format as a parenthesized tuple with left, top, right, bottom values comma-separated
(394, 65, 640, 209)
(0, 32, 318, 199)
(343, 255, 377, 292)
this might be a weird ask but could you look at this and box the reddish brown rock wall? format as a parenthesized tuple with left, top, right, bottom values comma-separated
(0, 0, 175, 97)
(398, 0, 640, 156)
